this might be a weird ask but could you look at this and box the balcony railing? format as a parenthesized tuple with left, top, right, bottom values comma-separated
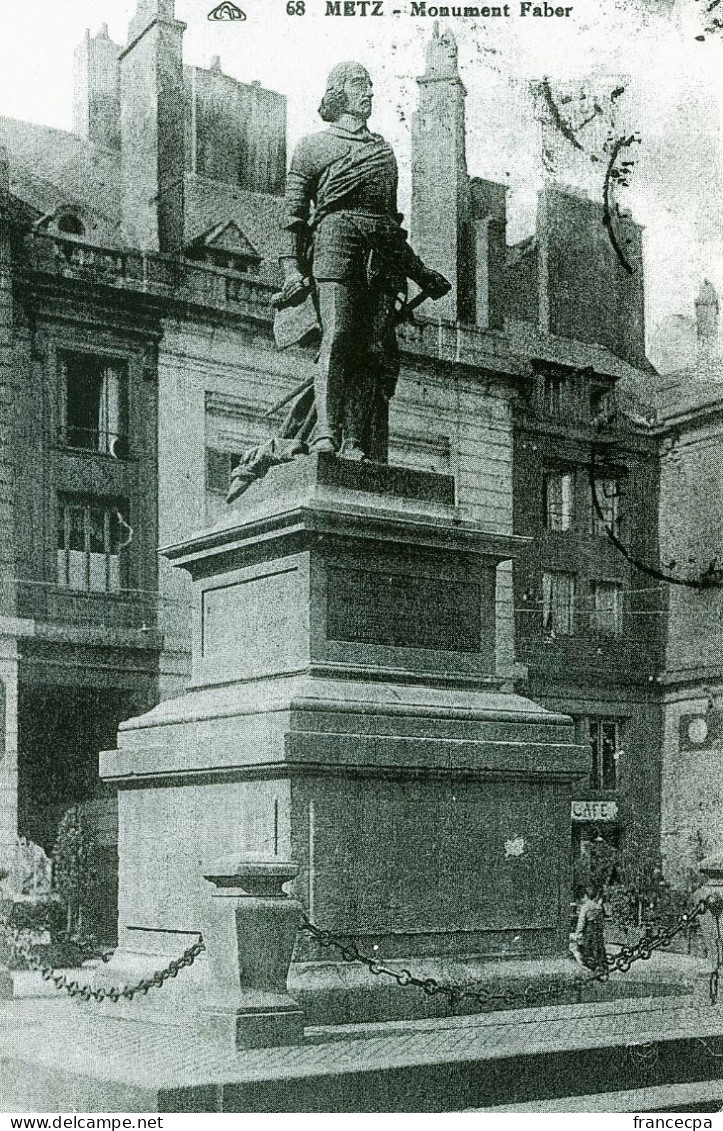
(23, 231, 277, 322)
(15, 579, 162, 632)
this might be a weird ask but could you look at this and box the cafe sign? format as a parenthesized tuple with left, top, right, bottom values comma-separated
(571, 800, 618, 822)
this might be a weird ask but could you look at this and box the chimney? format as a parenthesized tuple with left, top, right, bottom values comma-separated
(73, 24, 122, 150)
(469, 178, 507, 331)
(119, 0, 186, 254)
(536, 185, 646, 367)
(185, 59, 287, 195)
(695, 278, 719, 351)
(411, 25, 473, 323)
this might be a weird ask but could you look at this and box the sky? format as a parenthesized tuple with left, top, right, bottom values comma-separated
(0, 0, 721, 355)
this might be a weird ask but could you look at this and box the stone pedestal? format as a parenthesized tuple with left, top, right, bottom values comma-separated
(100, 456, 587, 1029)
(199, 858, 304, 1047)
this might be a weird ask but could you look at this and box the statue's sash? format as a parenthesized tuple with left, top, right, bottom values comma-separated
(312, 137, 397, 227)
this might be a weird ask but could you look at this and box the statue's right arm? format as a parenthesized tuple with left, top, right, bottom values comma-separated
(279, 137, 319, 301)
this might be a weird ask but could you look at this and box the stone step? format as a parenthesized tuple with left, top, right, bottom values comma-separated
(471, 1079, 723, 1112)
(5, 993, 723, 1112)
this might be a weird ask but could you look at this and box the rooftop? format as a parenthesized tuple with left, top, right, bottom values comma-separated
(0, 116, 286, 280)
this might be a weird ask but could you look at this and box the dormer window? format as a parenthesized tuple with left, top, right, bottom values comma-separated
(186, 220, 262, 276)
(55, 211, 85, 237)
(206, 250, 259, 275)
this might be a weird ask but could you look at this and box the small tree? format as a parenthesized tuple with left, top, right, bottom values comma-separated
(52, 806, 101, 938)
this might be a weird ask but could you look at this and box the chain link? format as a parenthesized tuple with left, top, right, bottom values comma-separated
(0, 897, 713, 1011)
(300, 898, 712, 1012)
(602, 899, 709, 976)
(0, 921, 204, 1002)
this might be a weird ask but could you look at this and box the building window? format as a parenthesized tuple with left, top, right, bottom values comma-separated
(61, 354, 127, 457)
(590, 476, 621, 537)
(589, 580, 623, 635)
(56, 211, 85, 237)
(542, 570, 576, 636)
(205, 250, 260, 275)
(589, 717, 620, 790)
(542, 374, 565, 417)
(56, 496, 130, 592)
(544, 470, 573, 531)
(206, 448, 241, 495)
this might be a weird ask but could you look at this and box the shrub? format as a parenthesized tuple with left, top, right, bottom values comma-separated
(52, 805, 102, 938)
(574, 837, 620, 895)
(606, 882, 639, 929)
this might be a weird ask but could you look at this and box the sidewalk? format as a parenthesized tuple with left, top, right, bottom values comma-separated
(2, 953, 723, 1112)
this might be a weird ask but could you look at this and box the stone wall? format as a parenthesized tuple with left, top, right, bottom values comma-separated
(660, 687, 723, 887)
(659, 410, 723, 883)
(0, 148, 19, 858)
(539, 186, 646, 368)
(661, 420, 723, 673)
(184, 64, 286, 196)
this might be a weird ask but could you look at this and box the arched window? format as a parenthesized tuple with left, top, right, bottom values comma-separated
(56, 212, 85, 237)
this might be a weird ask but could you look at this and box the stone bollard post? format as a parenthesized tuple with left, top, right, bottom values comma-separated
(202, 857, 305, 1048)
(692, 854, 723, 1007)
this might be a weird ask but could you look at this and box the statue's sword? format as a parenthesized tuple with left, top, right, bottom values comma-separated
(263, 288, 430, 420)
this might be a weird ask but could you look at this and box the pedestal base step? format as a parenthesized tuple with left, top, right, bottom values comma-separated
(291, 955, 688, 1025)
(4, 989, 723, 1112)
(472, 1079, 723, 1113)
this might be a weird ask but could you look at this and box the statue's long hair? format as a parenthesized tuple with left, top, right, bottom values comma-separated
(318, 88, 349, 122)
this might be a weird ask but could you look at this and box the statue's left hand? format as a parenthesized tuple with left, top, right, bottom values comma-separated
(278, 269, 310, 306)
(420, 269, 452, 301)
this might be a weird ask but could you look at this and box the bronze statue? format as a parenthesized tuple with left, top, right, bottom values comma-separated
(227, 62, 450, 502)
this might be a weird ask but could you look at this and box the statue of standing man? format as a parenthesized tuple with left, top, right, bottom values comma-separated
(228, 62, 451, 500)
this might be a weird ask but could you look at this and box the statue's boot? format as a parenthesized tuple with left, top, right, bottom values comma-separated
(310, 436, 336, 454)
(338, 438, 366, 461)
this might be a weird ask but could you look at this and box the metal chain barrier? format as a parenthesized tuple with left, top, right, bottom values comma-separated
(300, 898, 713, 1012)
(603, 899, 709, 976)
(301, 915, 592, 1010)
(0, 920, 204, 1003)
(0, 898, 714, 1010)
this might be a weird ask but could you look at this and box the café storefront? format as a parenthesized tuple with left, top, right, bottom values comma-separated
(571, 798, 620, 891)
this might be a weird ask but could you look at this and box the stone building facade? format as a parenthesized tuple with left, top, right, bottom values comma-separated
(654, 285, 723, 887)
(513, 366, 663, 873)
(504, 179, 665, 873)
(0, 4, 664, 922)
